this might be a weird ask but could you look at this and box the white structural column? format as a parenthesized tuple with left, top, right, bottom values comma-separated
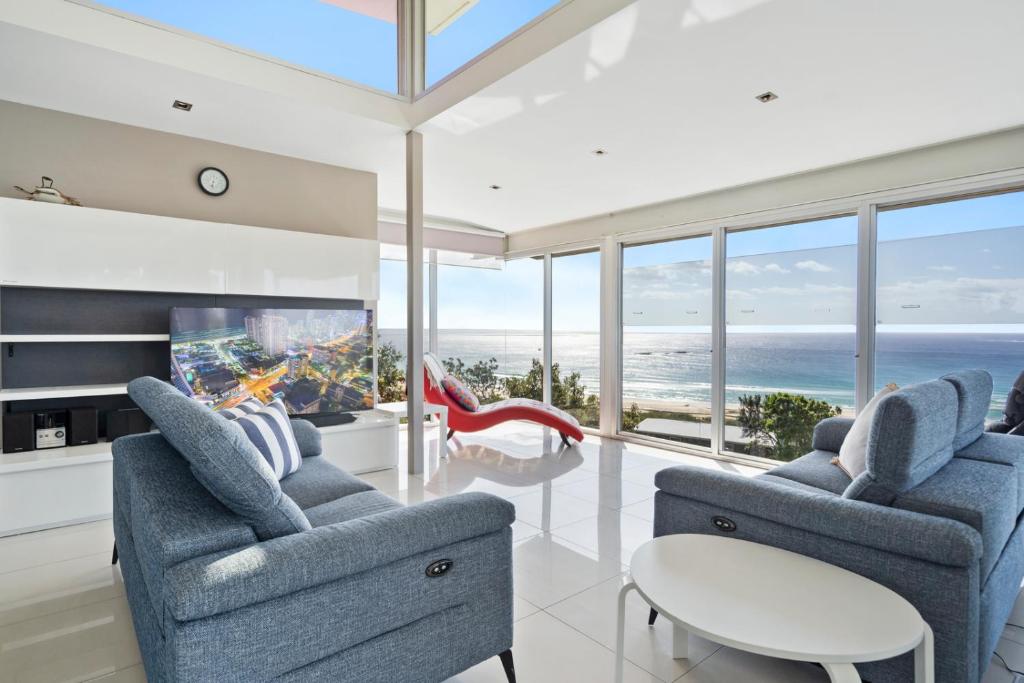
(855, 203, 877, 411)
(428, 249, 439, 355)
(599, 236, 621, 435)
(406, 130, 425, 475)
(542, 252, 553, 405)
(710, 227, 727, 454)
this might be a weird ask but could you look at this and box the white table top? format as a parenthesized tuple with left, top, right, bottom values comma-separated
(630, 535, 924, 664)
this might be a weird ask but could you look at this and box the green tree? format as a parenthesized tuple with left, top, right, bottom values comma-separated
(622, 402, 643, 431)
(501, 358, 544, 401)
(443, 356, 504, 403)
(376, 341, 406, 403)
(738, 392, 841, 461)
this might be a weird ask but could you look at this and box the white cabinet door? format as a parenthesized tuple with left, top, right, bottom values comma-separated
(0, 199, 228, 293)
(223, 224, 379, 300)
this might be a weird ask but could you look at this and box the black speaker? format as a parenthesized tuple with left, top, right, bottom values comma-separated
(106, 408, 151, 442)
(2, 412, 35, 453)
(67, 407, 99, 446)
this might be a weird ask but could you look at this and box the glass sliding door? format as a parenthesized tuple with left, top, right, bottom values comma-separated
(437, 255, 543, 404)
(621, 235, 713, 447)
(551, 249, 601, 428)
(725, 216, 858, 461)
(875, 190, 1024, 419)
(377, 245, 428, 402)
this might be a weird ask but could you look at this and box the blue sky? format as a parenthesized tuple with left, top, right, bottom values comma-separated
(100, 0, 560, 92)
(383, 191, 1024, 334)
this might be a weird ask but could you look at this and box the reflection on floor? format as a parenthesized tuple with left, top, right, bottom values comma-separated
(0, 422, 1020, 682)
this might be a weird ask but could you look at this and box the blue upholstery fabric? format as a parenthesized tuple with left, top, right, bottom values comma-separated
(844, 379, 958, 504)
(812, 416, 855, 453)
(289, 418, 322, 458)
(957, 433, 1024, 514)
(304, 490, 403, 527)
(764, 450, 852, 495)
(278, 455, 373, 509)
(892, 457, 1016, 580)
(114, 388, 516, 683)
(127, 376, 310, 540)
(165, 492, 515, 621)
(943, 370, 995, 451)
(654, 372, 1024, 683)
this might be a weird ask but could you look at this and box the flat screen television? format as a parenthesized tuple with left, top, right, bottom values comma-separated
(169, 307, 374, 417)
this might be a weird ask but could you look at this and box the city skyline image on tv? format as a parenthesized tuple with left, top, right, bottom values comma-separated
(170, 307, 374, 415)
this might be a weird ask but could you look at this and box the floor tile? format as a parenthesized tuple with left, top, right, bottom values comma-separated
(511, 520, 543, 543)
(554, 474, 655, 509)
(992, 636, 1024, 679)
(621, 497, 655, 523)
(0, 554, 125, 628)
(547, 575, 719, 682)
(86, 663, 147, 682)
(0, 596, 140, 682)
(550, 511, 654, 564)
(512, 534, 624, 608)
(447, 611, 661, 683)
(513, 595, 540, 622)
(508, 487, 606, 531)
(675, 646, 828, 682)
(0, 521, 114, 577)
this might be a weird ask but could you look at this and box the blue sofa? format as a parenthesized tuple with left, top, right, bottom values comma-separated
(653, 370, 1024, 683)
(113, 377, 517, 682)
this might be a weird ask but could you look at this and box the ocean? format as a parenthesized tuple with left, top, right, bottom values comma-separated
(380, 330, 1024, 418)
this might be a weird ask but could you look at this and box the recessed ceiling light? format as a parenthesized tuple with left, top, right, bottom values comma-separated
(489, 184, 501, 190)
(592, 148, 608, 156)
(172, 100, 193, 111)
(755, 91, 778, 103)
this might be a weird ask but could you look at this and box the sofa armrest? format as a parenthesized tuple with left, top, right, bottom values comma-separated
(164, 492, 514, 621)
(812, 416, 855, 452)
(655, 466, 982, 567)
(289, 418, 322, 458)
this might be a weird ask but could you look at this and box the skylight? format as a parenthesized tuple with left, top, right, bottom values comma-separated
(95, 0, 399, 93)
(425, 0, 563, 88)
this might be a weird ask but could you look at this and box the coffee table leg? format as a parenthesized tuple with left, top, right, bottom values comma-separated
(821, 663, 860, 682)
(914, 622, 934, 683)
(672, 621, 689, 659)
(615, 579, 636, 683)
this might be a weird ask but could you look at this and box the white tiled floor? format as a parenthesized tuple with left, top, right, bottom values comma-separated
(1, 422, 1022, 682)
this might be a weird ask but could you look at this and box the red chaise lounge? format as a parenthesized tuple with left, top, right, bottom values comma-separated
(423, 353, 584, 446)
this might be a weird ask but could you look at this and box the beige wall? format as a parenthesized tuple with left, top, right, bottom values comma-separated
(0, 100, 377, 239)
(507, 126, 1024, 253)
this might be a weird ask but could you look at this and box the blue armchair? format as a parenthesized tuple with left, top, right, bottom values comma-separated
(653, 370, 1024, 683)
(113, 377, 517, 682)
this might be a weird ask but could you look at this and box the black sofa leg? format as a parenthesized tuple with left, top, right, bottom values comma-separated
(498, 649, 516, 683)
(111, 543, 118, 565)
(446, 428, 455, 440)
(648, 607, 658, 626)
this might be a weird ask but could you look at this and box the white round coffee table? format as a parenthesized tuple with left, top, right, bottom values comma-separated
(616, 535, 933, 683)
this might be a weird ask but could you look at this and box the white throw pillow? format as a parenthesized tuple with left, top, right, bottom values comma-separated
(833, 383, 899, 479)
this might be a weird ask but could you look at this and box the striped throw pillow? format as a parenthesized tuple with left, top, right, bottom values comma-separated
(220, 398, 265, 421)
(233, 399, 303, 480)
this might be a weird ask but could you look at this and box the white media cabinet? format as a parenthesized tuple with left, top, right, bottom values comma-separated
(0, 198, 395, 537)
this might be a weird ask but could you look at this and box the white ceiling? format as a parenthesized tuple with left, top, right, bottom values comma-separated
(2, 0, 1024, 234)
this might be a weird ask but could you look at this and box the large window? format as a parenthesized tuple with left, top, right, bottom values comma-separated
(377, 245, 428, 402)
(552, 250, 601, 428)
(437, 256, 543, 402)
(725, 216, 858, 461)
(621, 235, 713, 447)
(425, 0, 562, 87)
(876, 191, 1024, 418)
(98, 0, 400, 92)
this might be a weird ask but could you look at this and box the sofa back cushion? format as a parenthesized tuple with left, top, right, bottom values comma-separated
(942, 370, 994, 451)
(843, 379, 958, 504)
(127, 377, 311, 540)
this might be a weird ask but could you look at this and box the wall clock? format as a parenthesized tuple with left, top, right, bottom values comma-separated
(197, 167, 229, 196)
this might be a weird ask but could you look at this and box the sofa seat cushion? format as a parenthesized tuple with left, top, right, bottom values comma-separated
(955, 432, 1024, 516)
(304, 490, 404, 527)
(279, 456, 374, 510)
(892, 457, 1016, 580)
(128, 377, 310, 541)
(764, 450, 851, 495)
